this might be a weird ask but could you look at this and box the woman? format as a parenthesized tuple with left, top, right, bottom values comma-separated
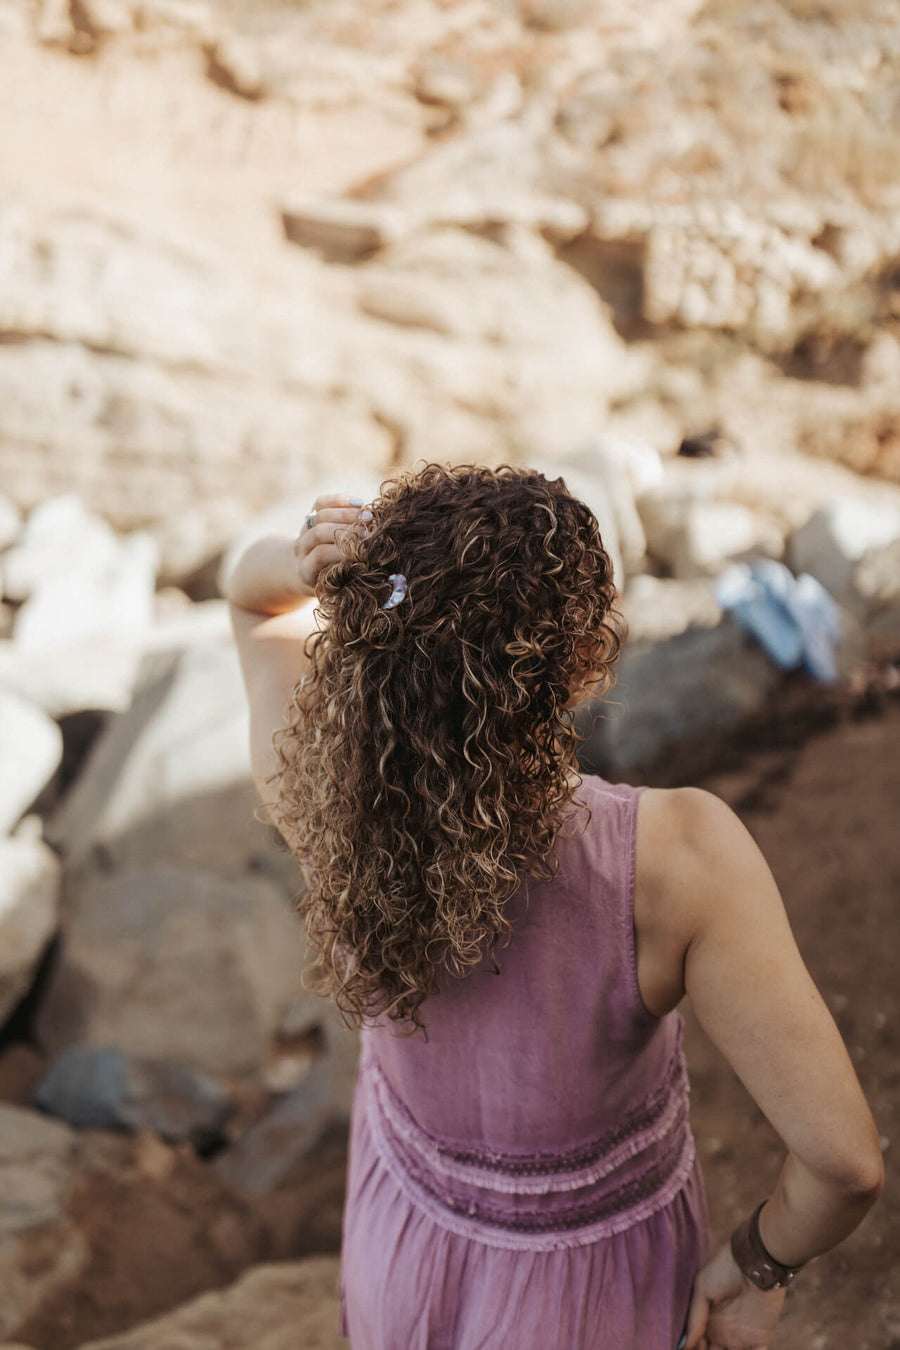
(226, 463, 883, 1350)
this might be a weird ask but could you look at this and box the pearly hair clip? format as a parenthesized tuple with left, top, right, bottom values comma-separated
(381, 573, 408, 610)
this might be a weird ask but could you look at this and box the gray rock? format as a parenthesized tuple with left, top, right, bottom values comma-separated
(35, 863, 305, 1080)
(0, 1104, 89, 1339)
(214, 1058, 342, 1194)
(577, 613, 780, 774)
(76, 1257, 345, 1350)
(35, 1047, 235, 1147)
(0, 691, 63, 834)
(0, 832, 62, 1027)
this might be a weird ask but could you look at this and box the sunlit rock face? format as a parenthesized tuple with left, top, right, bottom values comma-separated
(1, 0, 898, 583)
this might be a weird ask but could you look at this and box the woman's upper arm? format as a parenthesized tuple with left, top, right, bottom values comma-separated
(666, 787, 881, 1189)
(229, 600, 318, 787)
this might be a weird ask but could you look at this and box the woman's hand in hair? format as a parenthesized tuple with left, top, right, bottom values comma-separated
(683, 1241, 786, 1349)
(294, 493, 371, 598)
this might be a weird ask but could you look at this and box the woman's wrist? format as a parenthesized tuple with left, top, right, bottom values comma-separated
(223, 534, 313, 614)
(730, 1200, 806, 1291)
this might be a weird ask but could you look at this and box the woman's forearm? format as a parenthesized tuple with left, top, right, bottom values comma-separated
(222, 535, 310, 615)
(757, 1148, 884, 1270)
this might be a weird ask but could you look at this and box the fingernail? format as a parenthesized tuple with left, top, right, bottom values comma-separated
(349, 496, 365, 506)
(359, 509, 373, 522)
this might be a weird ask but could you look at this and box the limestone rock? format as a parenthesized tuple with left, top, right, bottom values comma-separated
(76, 0, 136, 39)
(76, 1257, 345, 1350)
(204, 35, 267, 101)
(619, 574, 724, 646)
(46, 642, 266, 874)
(281, 197, 408, 262)
(34, 1047, 236, 1147)
(2, 495, 118, 605)
(0, 206, 391, 578)
(0, 497, 21, 553)
(638, 493, 785, 578)
(0, 1105, 88, 1340)
(0, 501, 158, 716)
(522, 0, 598, 31)
(0, 691, 63, 834)
(0, 833, 61, 1028)
(528, 440, 651, 589)
(413, 55, 485, 110)
(143, 598, 232, 655)
(35, 863, 305, 1080)
(787, 498, 900, 604)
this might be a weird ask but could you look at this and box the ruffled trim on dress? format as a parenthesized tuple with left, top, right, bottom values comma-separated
(361, 1037, 697, 1253)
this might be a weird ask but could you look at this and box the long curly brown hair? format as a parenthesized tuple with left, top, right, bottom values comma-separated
(268, 462, 625, 1035)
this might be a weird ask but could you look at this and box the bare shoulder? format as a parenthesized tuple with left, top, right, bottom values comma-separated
(633, 785, 773, 1016)
(635, 784, 753, 930)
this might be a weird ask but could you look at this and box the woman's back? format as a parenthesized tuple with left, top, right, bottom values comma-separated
(371, 776, 678, 1147)
(339, 775, 708, 1346)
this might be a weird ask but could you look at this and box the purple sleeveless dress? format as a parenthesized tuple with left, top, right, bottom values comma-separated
(337, 775, 709, 1348)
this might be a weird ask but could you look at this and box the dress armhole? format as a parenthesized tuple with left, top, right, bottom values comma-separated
(625, 784, 659, 1023)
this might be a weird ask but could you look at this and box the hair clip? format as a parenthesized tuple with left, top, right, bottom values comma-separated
(381, 573, 408, 610)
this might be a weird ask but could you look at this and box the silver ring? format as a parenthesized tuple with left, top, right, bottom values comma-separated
(304, 511, 317, 531)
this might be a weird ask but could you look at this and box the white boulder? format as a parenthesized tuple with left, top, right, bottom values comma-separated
(0, 690, 63, 834)
(0, 829, 62, 1026)
(0, 496, 21, 553)
(788, 497, 900, 603)
(46, 642, 270, 875)
(638, 493, 785, 578)
(0, 496, 158, 717)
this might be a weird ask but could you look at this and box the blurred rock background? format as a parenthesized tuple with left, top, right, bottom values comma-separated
(0, 0, 898, 1345)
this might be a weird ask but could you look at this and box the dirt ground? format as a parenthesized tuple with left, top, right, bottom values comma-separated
(7, 671, 899, 1349)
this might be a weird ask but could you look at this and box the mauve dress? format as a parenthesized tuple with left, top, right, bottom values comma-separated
(337, 775, 709, 1349)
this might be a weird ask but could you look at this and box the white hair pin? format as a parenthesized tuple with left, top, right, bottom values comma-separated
(381, 574, 408, 610)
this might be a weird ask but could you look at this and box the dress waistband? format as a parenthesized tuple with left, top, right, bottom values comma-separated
(360, 1038, 696, 1252)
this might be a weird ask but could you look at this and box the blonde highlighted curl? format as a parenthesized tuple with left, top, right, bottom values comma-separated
(268, 463, 625, 1036)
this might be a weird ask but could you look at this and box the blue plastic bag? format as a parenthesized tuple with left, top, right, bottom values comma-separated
(715, 559, 842, 683)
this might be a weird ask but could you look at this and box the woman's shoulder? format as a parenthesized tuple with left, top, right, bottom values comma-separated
(635, 784, 771, 948)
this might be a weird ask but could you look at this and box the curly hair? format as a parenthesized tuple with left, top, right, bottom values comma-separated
(267, 462, 625, 1036)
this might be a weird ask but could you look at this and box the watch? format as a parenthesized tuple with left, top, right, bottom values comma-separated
(730, 1201, 805, 1291)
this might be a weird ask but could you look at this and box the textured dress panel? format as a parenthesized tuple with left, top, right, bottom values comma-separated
(338, 775, 709, 1349)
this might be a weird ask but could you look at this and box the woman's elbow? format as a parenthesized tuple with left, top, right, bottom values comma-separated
(825, 1144, 885, 1204)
